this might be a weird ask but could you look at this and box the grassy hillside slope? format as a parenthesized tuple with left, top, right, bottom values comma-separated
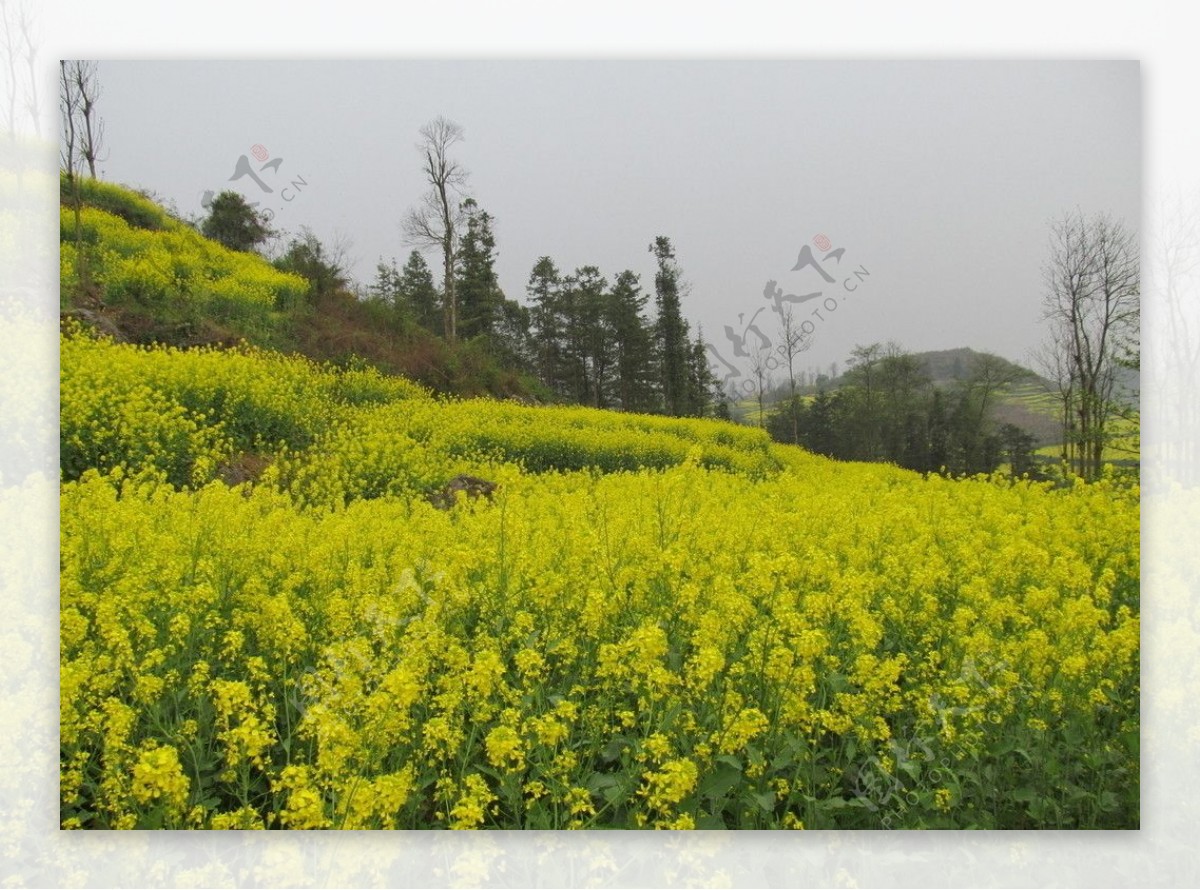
(59, 177, 535, 399)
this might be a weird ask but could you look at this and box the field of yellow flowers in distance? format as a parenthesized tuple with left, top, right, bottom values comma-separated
(60, 328, 1139, 829)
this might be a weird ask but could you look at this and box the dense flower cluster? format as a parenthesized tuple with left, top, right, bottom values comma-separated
(61, 327, 427, 488)
(60, 334, 1139, 829)
(60, 205, 309, 331)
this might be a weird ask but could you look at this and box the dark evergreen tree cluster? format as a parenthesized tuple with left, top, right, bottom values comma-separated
(523, 236, 718, 416)
(369, 200, 530, 368)
(274, 226, 348, 300)
(201, 191, 272, 254)
(765, 344, 1040, 477)
(385, 214, 719, 416)
(368, 251, 441, 333)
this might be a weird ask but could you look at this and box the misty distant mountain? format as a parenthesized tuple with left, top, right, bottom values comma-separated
(803, 347, 1045, 391)
(762, 347, 1138, 447)
(912, 348, 1041, 387)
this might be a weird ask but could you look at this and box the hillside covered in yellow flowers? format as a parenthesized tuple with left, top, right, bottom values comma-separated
(59, 185, 1138, 830)
(59, 326, 1137, 830)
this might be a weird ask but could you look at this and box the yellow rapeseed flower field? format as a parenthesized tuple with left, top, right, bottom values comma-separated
(59, 329, 1139, 829)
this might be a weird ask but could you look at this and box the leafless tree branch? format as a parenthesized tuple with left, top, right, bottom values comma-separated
(1040, 209, 1139, 478)
(401, 116, 468, 342)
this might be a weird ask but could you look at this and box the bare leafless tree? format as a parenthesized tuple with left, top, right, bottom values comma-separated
(1, 0, 41, 138)
(59, 60, 89, 295)
(1041, 210, 1139, 479)
(748, 344, 774, 430)
(61, 60, 103, 178)
(1, 0, 18, 136)
(776, 306, 811, 445)
(401, 117, 468, 343)
(1031, 329, 1077, 470)
(17, 2, 36, 136)
(59, 61, 77, 173)
(59, 60, 91, 176)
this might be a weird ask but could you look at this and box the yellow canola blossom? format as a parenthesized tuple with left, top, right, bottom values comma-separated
(59, 336, 1140, 830)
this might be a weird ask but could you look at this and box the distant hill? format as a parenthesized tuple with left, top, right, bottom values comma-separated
(912, 345, 1137, 410)
(753, 346, 1134, 450)
(912, 347, 1042, 387)
(915, 349, 1063, 445)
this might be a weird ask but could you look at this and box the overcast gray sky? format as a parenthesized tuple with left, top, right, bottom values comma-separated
(95, 60, 1139, 377)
